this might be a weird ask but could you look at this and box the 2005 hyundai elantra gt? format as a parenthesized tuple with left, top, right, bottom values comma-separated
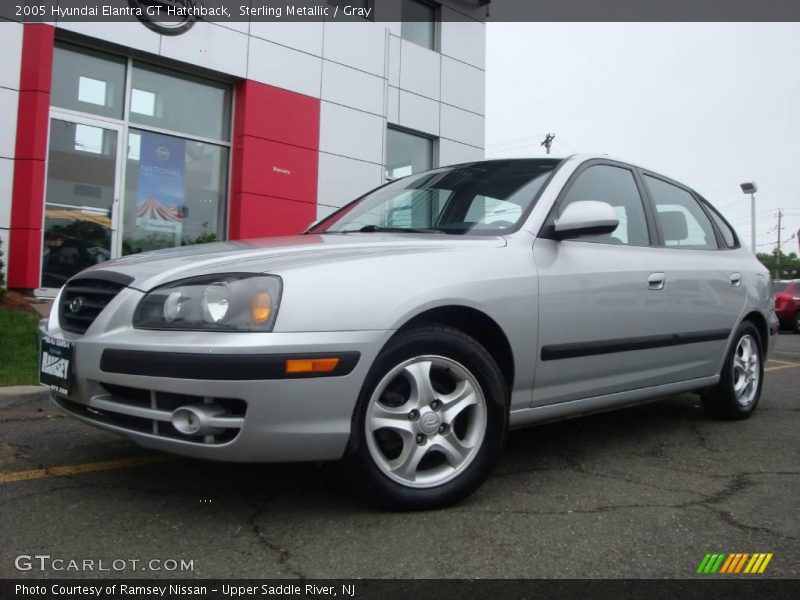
(40, 154, 778, 509)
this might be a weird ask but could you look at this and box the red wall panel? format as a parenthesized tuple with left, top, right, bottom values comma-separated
(233, 194, 317, 239)
(237, 137, 318, 202)
(234, 80, 320, 151)
(8, 24, 54, 289)
(229, 80, 321, 240)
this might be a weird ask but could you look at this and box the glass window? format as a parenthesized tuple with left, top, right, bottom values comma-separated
(386, 128, 434, 180)
(645, 175, 718, 249)
(51, 45, 126, 119)
(122, 129, 228, 255)
(465, 196, 523, 225)
(704, 201, 738, 248)
(315, 159, 560, 235)
(130, 63, 231, 141)
(42, 120, 117, 288)
(559, 165, 650, 246)
(401, 0, 437, 50)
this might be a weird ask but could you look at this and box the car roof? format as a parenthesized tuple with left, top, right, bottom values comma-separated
(461, 154, 688, 186)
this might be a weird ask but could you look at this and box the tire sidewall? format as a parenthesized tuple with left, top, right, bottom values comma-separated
(719, 322, 764, 418)
(345, 327, 508, 510)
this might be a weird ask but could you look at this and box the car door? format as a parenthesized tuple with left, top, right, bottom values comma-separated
(639, 172, 746, 380)
(532, 161, 687, 406)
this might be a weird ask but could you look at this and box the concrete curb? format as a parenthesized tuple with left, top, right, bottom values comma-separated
(0, 385, 47, 398)
(0, 386, 50, 409)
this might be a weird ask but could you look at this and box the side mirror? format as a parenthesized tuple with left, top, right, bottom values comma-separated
(553, 201, 619, 239)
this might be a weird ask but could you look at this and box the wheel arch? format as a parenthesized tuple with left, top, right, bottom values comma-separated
(390, 305, 515, 394)
(741, 310, 769, 358)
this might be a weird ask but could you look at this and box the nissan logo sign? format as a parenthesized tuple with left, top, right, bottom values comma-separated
(127, 0, 199, 36)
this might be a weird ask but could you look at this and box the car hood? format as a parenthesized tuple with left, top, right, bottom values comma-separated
(77, 233, 507, 291)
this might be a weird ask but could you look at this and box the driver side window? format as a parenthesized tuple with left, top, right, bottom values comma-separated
(559, 165, 650, 246)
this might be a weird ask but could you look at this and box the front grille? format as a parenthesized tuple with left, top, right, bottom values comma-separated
(59, 278, 126, 334)
(54, 383, 247, 446)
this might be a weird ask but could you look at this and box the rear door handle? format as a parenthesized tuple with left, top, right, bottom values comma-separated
(648, 272, 666, 290)
(730, 272, 742, 287)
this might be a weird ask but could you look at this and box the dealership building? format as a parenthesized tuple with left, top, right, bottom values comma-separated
(0, 2, 486, 294)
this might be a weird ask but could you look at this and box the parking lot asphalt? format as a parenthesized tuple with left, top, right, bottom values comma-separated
(1, 334, 798, 580)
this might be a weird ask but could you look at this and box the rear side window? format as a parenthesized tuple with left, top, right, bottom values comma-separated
(704, 202, 738, 248)
(645, 175, 718, 250)
(559, 165, 650, 246)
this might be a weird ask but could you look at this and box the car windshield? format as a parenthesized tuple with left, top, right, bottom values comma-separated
(312, 159, 561, 235)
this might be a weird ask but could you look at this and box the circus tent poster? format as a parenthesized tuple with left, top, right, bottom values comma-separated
(136, 131, 186, 244)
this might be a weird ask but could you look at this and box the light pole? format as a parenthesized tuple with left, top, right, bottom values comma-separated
(740, 182, 757, 253)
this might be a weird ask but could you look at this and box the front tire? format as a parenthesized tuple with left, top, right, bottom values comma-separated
(793, 311, 800, 334)
(702, 321, 764, 420)
(343, 325, 508, 510)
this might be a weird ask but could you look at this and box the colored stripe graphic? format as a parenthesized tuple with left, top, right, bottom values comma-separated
(697, 554, 712, 573)
(699, 552, 773, 574)
(720, 554, 736, 573)
(758, 554, 773, 573)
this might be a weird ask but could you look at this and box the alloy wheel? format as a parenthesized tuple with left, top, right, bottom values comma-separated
(732, 334, 760, 407)
(364, 355, 488, 489)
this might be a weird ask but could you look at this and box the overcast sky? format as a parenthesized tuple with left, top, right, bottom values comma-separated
(485, 23, 800, 256)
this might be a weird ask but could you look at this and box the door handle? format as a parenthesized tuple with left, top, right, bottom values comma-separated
(730, 272, 742, 287)
(648, 272, 666, 290)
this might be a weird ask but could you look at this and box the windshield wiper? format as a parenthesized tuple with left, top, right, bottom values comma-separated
(335, 225, 444, 234)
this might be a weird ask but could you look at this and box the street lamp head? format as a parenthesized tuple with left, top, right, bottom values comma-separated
(740, 182, 757, 194)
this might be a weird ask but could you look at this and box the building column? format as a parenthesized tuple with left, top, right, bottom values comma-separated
(228, 80, 321, 240)
(8, 24, 54, 290)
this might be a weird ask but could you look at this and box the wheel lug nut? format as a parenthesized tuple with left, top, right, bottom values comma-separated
(438, 424, 447, 434)
(431, 400, 442, 410)
(416, 434, 426, 444)
(408, 410, 419, 420)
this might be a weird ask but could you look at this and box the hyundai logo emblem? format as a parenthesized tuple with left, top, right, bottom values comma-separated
(68, 297, 84, 314)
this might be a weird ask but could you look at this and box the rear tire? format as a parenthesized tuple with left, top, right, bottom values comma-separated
(793, 311, 800, 334)
(702, 321, 763, 420)
(342, 325, 508, 510)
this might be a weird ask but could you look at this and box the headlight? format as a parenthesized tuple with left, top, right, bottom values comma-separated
(133, 274, 282, 331)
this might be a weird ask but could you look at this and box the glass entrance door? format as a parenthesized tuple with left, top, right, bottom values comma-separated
(41, 115, 123, 289)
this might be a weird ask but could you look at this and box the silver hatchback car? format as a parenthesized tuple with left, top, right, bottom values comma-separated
(40, 154, 778, 509)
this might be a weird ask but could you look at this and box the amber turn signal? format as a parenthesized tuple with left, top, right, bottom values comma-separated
(285, 358, 340, 374)
(251, 291, 272, 323)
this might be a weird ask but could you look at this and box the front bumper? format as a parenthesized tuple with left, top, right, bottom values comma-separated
(43, 287, 391, 462)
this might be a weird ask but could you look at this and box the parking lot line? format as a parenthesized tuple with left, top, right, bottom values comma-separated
(764, 363, 800, 373)
(0, 455, 176, 484)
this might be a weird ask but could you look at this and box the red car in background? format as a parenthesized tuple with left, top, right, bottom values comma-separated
(773, 280, 800, 333)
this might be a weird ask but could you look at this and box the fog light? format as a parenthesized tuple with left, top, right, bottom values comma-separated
(171, 404, 225, 436)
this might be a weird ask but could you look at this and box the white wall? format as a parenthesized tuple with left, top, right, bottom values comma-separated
(0, 19, 23, 279)
(316, 19, 486, 214)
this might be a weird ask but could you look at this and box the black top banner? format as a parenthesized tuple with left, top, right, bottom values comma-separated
(4, 0, 800, 24)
